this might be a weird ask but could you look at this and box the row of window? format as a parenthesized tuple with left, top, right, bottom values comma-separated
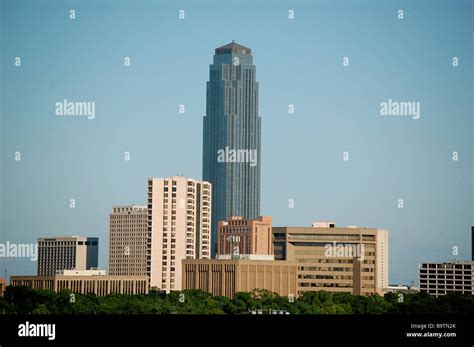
(39, 241, 97, 246)
(422, 264, 471, 269)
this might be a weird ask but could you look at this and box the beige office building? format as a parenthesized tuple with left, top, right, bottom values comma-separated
(273, 221, 388, 296)
(148, 177, 211, 292)
(217, 216, 273, 256)
(109, 205, 148, 276)
(10, 272, 148, 296)
(182, 258, 298, 299)
(37, 236, 98, 275)
(419, 261, 473, 297)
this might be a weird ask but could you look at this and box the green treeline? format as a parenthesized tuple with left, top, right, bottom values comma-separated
(1, 286, 473, 315)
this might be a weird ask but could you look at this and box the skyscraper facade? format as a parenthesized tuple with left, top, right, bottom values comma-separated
(203, 41, 261, 256)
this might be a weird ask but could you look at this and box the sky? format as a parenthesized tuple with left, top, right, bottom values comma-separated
(0, 0, 472, 285)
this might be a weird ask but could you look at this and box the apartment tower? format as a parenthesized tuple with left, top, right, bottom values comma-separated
(147, 177, 211, 292)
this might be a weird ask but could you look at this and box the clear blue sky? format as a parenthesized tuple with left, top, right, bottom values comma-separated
(1, 0, 472, 285)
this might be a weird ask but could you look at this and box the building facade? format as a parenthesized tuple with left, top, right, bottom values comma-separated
(202, 41, 261, 255)
(147, 177, 211, 292)
(0, 278, 6, 298)
(109, 205, 148, 276)
(217, 216, 272, 256)
(419, 261, 473, 297)
(273, 222, 389, 296)
(10, 274, 148, 296)
(182, 258, 297, 299)
(37, 236, 98, 276)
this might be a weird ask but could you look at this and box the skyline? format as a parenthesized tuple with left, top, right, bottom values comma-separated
(1, 0, 473, 286)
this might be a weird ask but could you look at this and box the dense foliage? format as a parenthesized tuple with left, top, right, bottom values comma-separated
(1, 286, 473, 315)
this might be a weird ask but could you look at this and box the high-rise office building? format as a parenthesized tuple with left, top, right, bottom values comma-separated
(147, 177, 211, 292)
(273, 222, 389, 296)
(217, 216, 272, 256)
(472, 226, 473, 261)
(419, 261, 473, 297)
(109, 205, 148, 276)
(37, 236, 98, 276)
(202, 41, 261, 256)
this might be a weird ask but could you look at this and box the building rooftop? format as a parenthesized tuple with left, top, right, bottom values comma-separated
(216, 254, 275, 261)
(420, 260, 474, 265)
(215, 41, 251, 55)
(56, 269, 106, 276)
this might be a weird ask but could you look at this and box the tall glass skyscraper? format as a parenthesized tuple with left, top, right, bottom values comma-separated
(202, 41, 261, 256)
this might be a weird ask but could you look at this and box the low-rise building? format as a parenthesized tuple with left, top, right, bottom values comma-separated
(383, 284, 420, 294)
(182, 257, 298, 299)
(10, 274, 148, 296)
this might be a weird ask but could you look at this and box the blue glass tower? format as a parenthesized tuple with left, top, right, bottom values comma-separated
(202, 41, 261, 256)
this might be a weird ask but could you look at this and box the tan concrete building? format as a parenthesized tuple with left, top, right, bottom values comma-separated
(0, 277, 6, 297)
(273, 222, 388, 296)
(148, 177, 211, 292)
(109, 205, 148, 276)
(182, 258, 298, 299)
(37, 236, 98, 276)
(217, 216, 272, 256)
(10, 273, 148, 296)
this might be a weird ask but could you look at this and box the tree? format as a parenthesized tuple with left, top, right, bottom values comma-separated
(32, 304, 50, 314)
(3, 285, 474, 315)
